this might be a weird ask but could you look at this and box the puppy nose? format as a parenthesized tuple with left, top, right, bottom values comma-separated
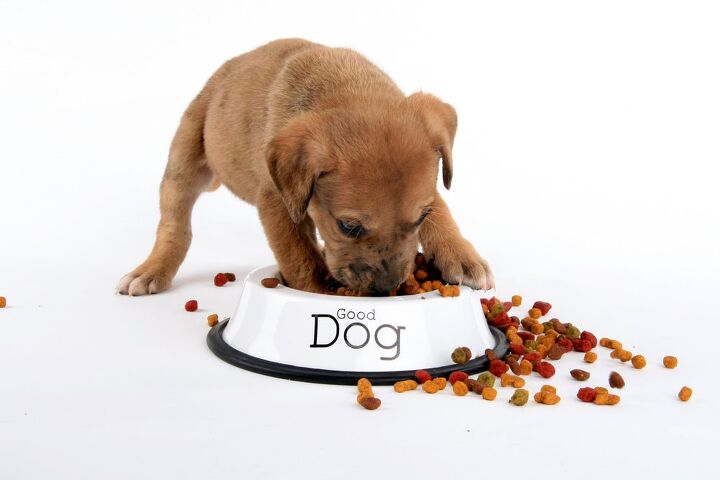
(372, 272, 401, 293)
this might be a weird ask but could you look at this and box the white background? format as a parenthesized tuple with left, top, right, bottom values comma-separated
(1, 0, 719, 478)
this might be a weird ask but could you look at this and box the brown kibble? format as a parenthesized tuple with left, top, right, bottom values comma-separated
(584, 351, 597, 363)
(540, 385, 557, 395)
(609, 371, 625, 389)
(663, 356, 678, 369)
(357, 378, 374, 398)
(207, 313, 219, 327)
(678, 386, 692, 401)
(609, 340, 623, 350)
(224, 272, 236, 282)
(518, 359, 533, 376)
(599, 337, 612, 348)
(393, 380, 418, 393)
(534, 389, 561, 405)
(453, 381, 469, 396)
(0, 296, 6, 308)
(607, 394, 621, 405)
(261, 277, 280, 288)
(611, 349, 632, 362)
(570, 369, 590, 381)
(528, 308, 542, 319)
(481, 387, 497, 400)
(500, 373, 525, 388)
(511, 295, 522, 307)
(485, 348, 497, 361)
(594, 386, 608, 394)
(358, 396, 381, 410)
(530, 323, 545, 335)
(432, 377, 448, 390)
(414, 269, 428, 281)
(438, 284, 461, 297)
(631, 355, 647, 369)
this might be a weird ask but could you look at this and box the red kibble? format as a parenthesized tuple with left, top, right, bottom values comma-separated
(517, 331, 535, 342)
(581, 331, 597, 348)
(532, 301, 552, 316)
(492, 311, 510, 326)
(536, 361, 556, 379)
(480, 298, 489, 306)
(489, 359, 509, 377)
(523, 352, 543, 365)
(577, 387, 597, 403)
(502, 301, 513, 312)
(556, 336, 574, 353)
(184, 300, 198, 312)
(572, 338, 592, 352)
(214, 273, 229, 287)
(449, 371, 469, 385)
(486, 297, 500, 309)
(415, 370, 432, 384)
(509, 344, 527, 355)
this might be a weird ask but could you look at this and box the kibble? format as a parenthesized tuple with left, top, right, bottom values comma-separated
(584, 352, 598, 363)
(611, 349, 632, 362)
(393, 380, 418, 393)
(511, 295, 522, 307)
(415, 370, 432, 384)
(207, 313, 219, 327)
(451, 346, 472, 364)
(489, 359, 509, 377)
(0, 296, 6, 308)
(518, 359, 533, 376)
(609, 371, 625, 389)
(224, 272, 236, 282)
(432, 377, 447, 390)
(663, 356, 678, 369)
(481, 387, 497, 401)
(261, 277, 280, 288)
(532, 301, 552, 316)
(357, 378, 381, 410)
(438, 284, 461, 297)
(631, 355, 647, 369)
(423, 380, 440, 394)
(509, 388, 529, 406)
(678, 386, 692, 401)
(500, 373, 526, 388)
(477, 372, 496, 388)
(534, 388, 561, 405)
(536, 361, 556, 379)
(528, 307, 542, 319)
(214, 273, 228, 287)
(570, 369, 590, 381)
(453, 381, 469, 396)
(577, 387, 597, 403)
(184, 299, 198, 312)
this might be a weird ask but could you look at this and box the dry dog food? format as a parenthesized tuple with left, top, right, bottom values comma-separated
(432, 377, 448, 390)
(184, 299, 198, 312)
(489, 359, 509, 377)
(528, 308, 542, 320)
(449, 371, 469, 385)
(536, 361, 556, 379)
(594, 391, 621, 406)
(207, 314, 219, 327)
(0, 296, 6, 308)
(422, 380, 440, 394)
(452, 381, 469, 396)
(577, 387, 597, 403)
(477, 372, 496, 388)
(534, 386, 561, 405)
(451, 347, 472, 364)
(438, 284, 461, 297)
(570, 369, 590, 381)
(631, 355, 647, 369)
(415, 370, 432, 384)
(500, 373, 526, 388)
(509, 388, 529, 406)
(214, 273, 228, 287)
(357, 378, 381, 410)
(393, 380, 418, 393)
(261, 277, 280, 288)
(609, 371, 625, 389)
(611, 349, 632, 362)
(678, 386, 692, 401)
(584, 352, 598, 363)
(481, 387, 497, 401)
(663, 356, 678, 369)
(532, 301, 552, 316)
(224, 272, 236, 282)
(511, 295, 522, 307)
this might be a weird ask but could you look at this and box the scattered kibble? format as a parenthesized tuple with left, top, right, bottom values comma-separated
(432, 377, 447, 390)
(422, 380, 440, 394)
(509, 388, 529, 406)
(611, 349, 632, 362)
(357, 378, 381, 410)
(534, 388, 561, 405)
(511, 295, 522, 307)
(577, 387, 597, 403)
(528, 307, 542, 319)
(207, 313, 219, 327)
(631, 355, 647, 369)
(500, 373, 526, 388)
(481, 387, 497, 400)
(0, 296, 6, 308)
(261, 277, 280, 288)
(415, 370, 432, 384)
(532, 301, 552, 316)
(536, 361, 556, 379)
(451, 346, 472, 364)
(184, 299, 198, 312)
(584, 351, 597, 363)
(453, 381, 469, 396)
(224, 272, 236, 282)
(438, 284, 461, 297)
(393, 380, 418, 393)
(477, 372, 496, 388)
(678, 386, 692, 402)
(214, 273, 228, 287)
(489, 359, 509, 377)
(448, 371, 469, 385)
(570, 369, 590, 381)
(609, 371, 625, 389)
(663, 356, 678, 369)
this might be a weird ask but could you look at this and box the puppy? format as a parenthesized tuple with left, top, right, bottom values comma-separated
(117, 38, 493, 295)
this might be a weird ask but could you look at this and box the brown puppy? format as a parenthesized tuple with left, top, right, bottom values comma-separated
(117, 39, 493, 295)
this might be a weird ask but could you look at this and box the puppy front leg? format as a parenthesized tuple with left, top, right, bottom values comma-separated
(420, 193, 495, 290)
(257, 188, 329, 293)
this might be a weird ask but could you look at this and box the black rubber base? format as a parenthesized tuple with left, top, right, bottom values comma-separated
(207, 319, 509, 385)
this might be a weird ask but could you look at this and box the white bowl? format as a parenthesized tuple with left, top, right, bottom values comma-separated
(207, 265, 507, 384)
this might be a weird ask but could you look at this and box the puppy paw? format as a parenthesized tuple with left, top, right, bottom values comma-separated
(426, 239, 494, 291)
(116, 268, 172, 296)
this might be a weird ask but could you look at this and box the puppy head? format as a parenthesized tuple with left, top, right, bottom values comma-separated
(266, 92, 457, 292)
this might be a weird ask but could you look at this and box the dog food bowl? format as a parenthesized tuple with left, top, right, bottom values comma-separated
(207, 265, 508, 385)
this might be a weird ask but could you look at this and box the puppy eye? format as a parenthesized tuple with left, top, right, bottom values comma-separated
(337, 219, 364, 238)
(414, 209, 431, 227)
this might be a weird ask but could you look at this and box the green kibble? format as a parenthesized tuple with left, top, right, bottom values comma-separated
(542, 321, 554, 332)
(451, 346, 471, 364)
(490, 303, 505, 318)
(523, 339, 538, 351)
(509, 388, 529, 406)
(566, 325, 581, 339)
(477, 371, 496, 388)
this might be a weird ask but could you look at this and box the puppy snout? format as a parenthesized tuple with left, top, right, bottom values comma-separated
(371, 271, 402, 293)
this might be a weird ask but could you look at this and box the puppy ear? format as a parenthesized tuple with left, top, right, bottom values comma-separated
(407, 92, 457, 190)
(266, 115, 327, 223)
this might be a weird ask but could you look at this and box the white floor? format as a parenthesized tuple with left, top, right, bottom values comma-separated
(2, 1, 719, 478)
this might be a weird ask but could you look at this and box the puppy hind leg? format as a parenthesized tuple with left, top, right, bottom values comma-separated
(117, 100, 213, 295)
